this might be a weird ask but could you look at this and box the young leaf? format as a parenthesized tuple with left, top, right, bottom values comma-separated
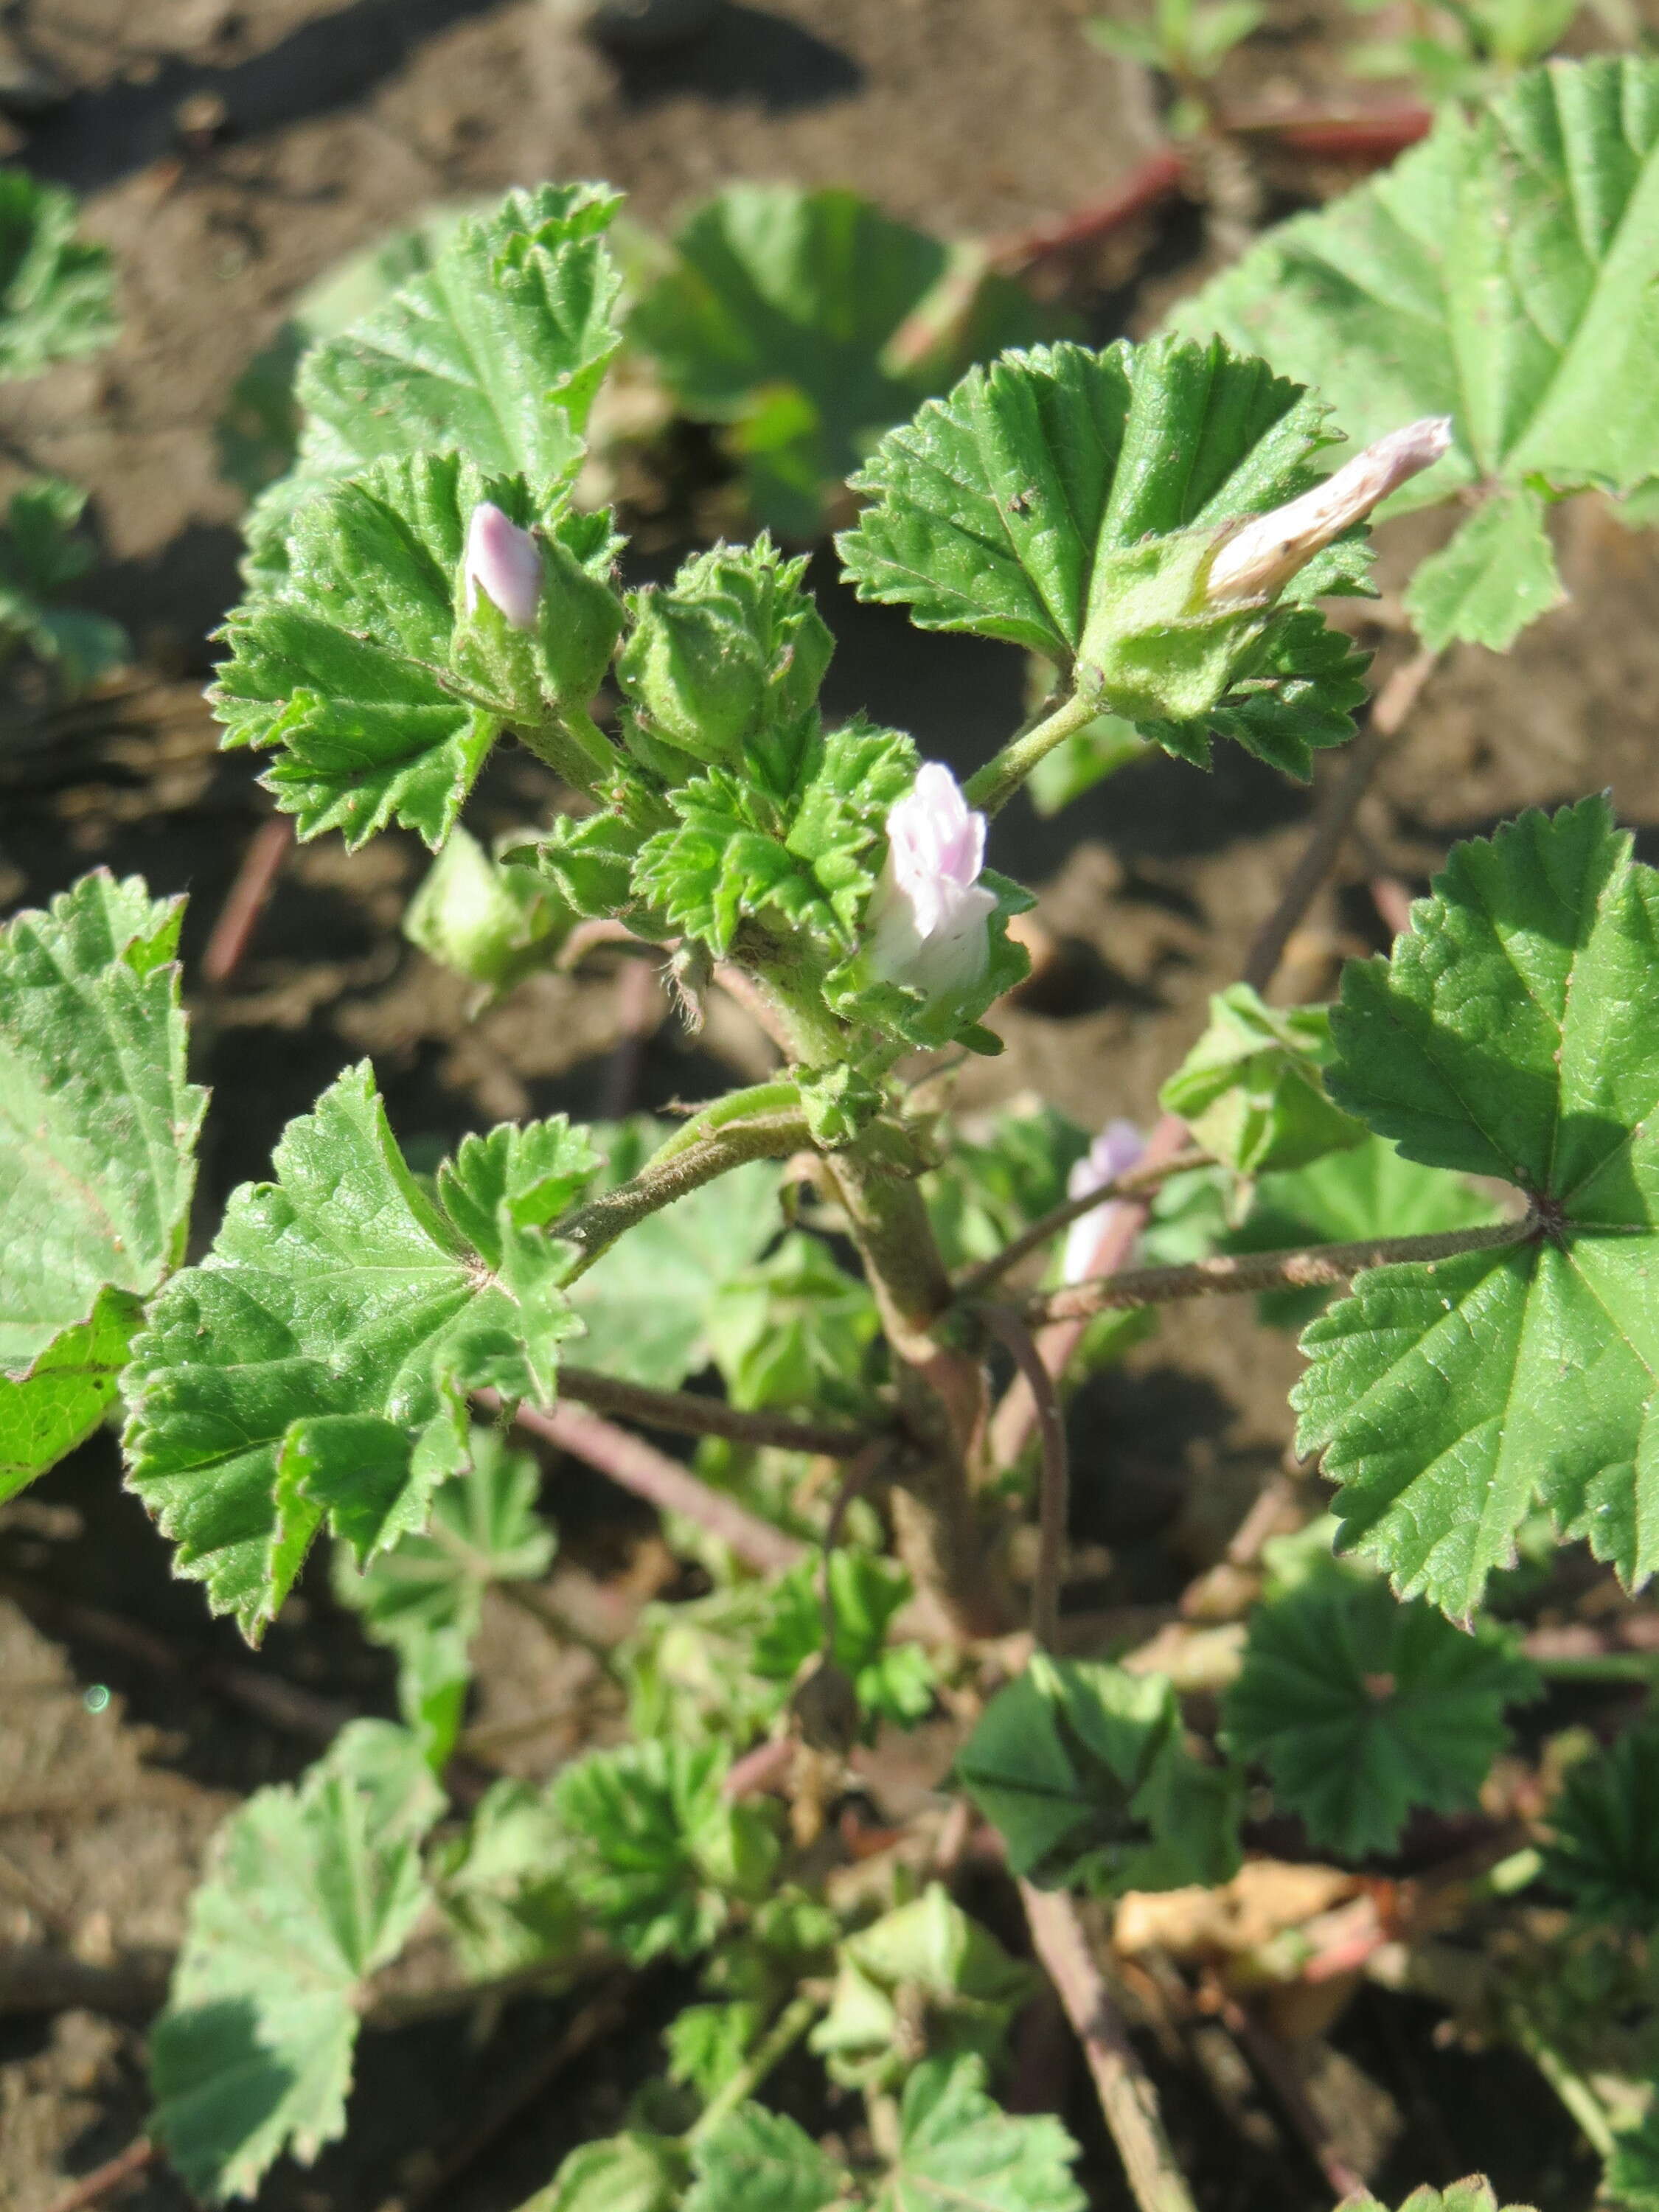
(294, 184, 624, 490)
(0, 167, 116, 378)
(956, 1654, 1242, 1892)
(0, 873, 204, 1499)
(1607, 2113, 1659, 2212)
(1228, 1133, 1497, 1329)
(1295, 796, 1659, 1615)
(1160, 983, 1366, 1175)
(924, 1103, 1092, 1270)
(333, 1426, 554, 1761)
(568, 1121, 782, 1387)
(1341, 2185, 1537, 2212)
(149, 1722, 441, 2201)
(212, 451, 620, 849)
(665, 2000, 766, 2103)
(838, 334, 1371, 773)
(872, 2053, 1087, 2212)
(434, 1777, 582, 1976)
(628, 183, 1058, 538)
(0, 476, 130, 693)
(1541, 1718, 1659, 1928)
(552, 1739, 783, 1963)
(1175, 58, 1659, 650)
(686, 2105, 849, 2212)
(1221, 1563, 1539, 1855)
(706, 1232, 879, 1414)
(810, 1885, 1033, 2093)
(125, 1065, 596, 1638)
(535, 2134, 689, 2212)
(751, 1551, 936, 1736)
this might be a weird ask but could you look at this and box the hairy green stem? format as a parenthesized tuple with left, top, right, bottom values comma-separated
(1020, 1217, 1529, 1324)
(686, 1992, 821, 2144)
(964, 685, 1106, 818)
(555, 1110, 810, 1281)
(646, 1079, 804, 1164)
(514, 702, 616, 799)
(824, 1144, 1009, 1636)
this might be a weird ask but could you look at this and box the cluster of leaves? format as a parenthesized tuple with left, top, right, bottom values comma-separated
(0, 168, 128, 696)
(1341, 0, 1633, 101)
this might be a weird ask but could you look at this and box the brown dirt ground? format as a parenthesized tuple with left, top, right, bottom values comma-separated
(5, 1, 1659, 2205)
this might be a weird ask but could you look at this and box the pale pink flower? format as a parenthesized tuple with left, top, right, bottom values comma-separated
(462, 502, 542, 631)
(866, 762, 998, 998)
(1062, 1118, 1146, 1286)
(1206, 415, 1454, 605)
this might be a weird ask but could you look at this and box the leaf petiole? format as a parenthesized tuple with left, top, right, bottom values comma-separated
(964, 684, 1106, 818)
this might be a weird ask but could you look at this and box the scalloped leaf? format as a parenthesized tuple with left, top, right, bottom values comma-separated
(1541, 1717, 1659, 1928)
(956, 1655, 1242, 1893)
(873, 2054, 1087, 2212)
(125, 1065, 596, 1639)
(0, 167, 116, 378)
(837, 334, 1371, 770)
(1161, 983, 1366, 1175)
(0, 476, 130, 693)
(149, 1722, 442, 2202)
(1222, 1562, 1538, 1855)
(212, 451, 618, 848)
(1175, 58, 1659, 650)
(628, 182, 1060, 538)
(0, 874, 204, 1498)
(1296, 796, 1659, 1616)
(295, 183, 623, 489)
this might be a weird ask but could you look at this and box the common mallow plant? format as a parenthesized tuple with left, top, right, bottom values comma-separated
(15, 64, 1659, 2209)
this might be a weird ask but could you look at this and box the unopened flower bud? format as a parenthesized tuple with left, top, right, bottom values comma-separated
(463, 501, 542, 631)
(1062, 1118, 1145, 1285)
(1206, 415, 1454, 605)
(866, 762, 997, 998)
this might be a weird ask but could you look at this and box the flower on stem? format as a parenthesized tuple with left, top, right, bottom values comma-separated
(463, 501, 542, 631)
(1205, 415, 1454, 605)
(866, 762, 997, 997)
(1062, 1119, 1145, 1286)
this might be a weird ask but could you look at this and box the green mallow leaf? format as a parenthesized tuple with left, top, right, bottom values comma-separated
(1228, 1133, 1498, 1329)
(633, 716, 919, 961)
(1295, 796, 1659, 1616)
(751, 1551, 936, 1736)
(956, 1655, 1242, 1892)
(665, 1999, 766, 2104)
(1342, 2185, 1538, 2212)
(1607, 2113, 1659, 2212)
(618, 538, 832, 788)
(872, 2053, 1087, 2212)
(0, 874, 204, 1500)
(628, 183, 1058, 539)
(706, 1231, 879, 1415)
(0, 167, 117, 378)
(433, 1777, 582, 1978)
(403, 826, 574, 995)
(686, 2104, 848, 2212)
(332, 1426, 554, 1763)
(125, 1064, 597, 1639)
(923, 1104, 1091, 1271)
(532, 2133, 690, 2212)
(1161, 983, 1366, 1175)
(1175, 57, 1659, 650)
(811, 1885, 1033, 2093)
(837, 334, 1371, 773)
(149, 1722, 441, 2202)
(212, 450, 622, 849)
(295, 183, 624, 490)
(1221, 1562, 1539, 1857)
(568, 1119, 782, 1388)
(0, 476, 130, 694)
(552, 1740, 784, 1963)
(1541, 1717, 1659, 1928)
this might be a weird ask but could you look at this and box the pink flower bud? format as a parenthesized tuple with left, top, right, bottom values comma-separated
(463, 502, 542, 631)
(1062, 1118, 1145, 1285)
(866, 762, 998, 998)
(1205, 415, 1454, 605)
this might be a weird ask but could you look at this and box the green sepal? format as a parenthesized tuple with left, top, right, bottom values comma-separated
(403, 826, 574, 995)
(824, 868, 1034, 1052)
(448, 503, 625, 727)
(618, 536, 832, 788)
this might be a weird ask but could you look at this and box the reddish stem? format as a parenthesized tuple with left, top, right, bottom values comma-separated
(992, 150, 1187, 273)
(46, 2139, 157, 2212)
(201, 815, 292, 988)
